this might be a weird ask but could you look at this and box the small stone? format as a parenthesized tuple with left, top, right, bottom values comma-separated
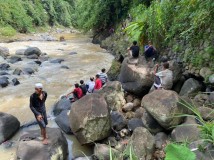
(133, 98, 141, 108)
(122, 102, 134, 112)
(209, 74, 214, 84)
(12, 78, 20, 86)
(126, 95, 134, 102)
(199, 67, 212, 79)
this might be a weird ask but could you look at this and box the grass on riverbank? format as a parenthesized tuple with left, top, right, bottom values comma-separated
(0, 26, 17, 37)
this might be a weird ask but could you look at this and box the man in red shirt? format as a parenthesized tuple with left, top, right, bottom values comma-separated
(94, 74, 102, 90)
(67, 83, 83, 102)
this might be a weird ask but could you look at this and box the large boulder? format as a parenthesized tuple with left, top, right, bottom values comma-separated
(171, 117, 200, 142)
(168, 60, 183, 83)
(0, 112, 20, 143)
(142, 90, 185, 129)
(0, 46, 9, 58)
(130, 127, 155, 159)
(16, 128, 68, 160)
(0, 63, 10, 70)
(97, 81, 126, 111)
(119, 57, 153, 96)
(69, 94, 111, 144)
(179, 78, 202, 96)
(141, 110, 164, 134)
(0, 77, 9, 88)
(111, 111, 127, 131)
(55, 110, 72, 134)
(8, 56, 22, 64)
(53, 97, 71, 116)
(24, 47, 42, 56)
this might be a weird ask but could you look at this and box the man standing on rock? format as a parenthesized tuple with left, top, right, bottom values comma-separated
(30, 83, 48, 145)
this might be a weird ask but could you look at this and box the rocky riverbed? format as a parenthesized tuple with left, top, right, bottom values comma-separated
(0, 29, 114, 160)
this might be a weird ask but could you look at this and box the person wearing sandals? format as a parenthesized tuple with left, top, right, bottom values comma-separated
(30, 83, 48, 145)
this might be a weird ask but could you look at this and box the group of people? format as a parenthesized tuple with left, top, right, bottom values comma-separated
(29, 40, 172, 145)
(29, 68, 108, 145)
(128, 40, 157, 61)
(128, 40, 173, 91)
(66, 68, 108, 102)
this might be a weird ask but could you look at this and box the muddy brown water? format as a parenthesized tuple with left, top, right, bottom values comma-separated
(0, 32, 114, 159)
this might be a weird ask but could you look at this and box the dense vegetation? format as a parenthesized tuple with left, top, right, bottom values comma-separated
(71, 0, 152, 31)
(125, 0, 214, 69)
(0, 0, 73, 35)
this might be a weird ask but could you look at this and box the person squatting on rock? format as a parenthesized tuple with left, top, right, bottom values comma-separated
(66, 83, 83, 102)
(98, 68, 108, 86)
(79, 80, 87, 96)
(86, 77, 95, 93)
(30, 83, 48, 145)
(153, 62, 173, 90)
(144, 41, 157, 63)
(94, 74, 103, 91)
(127, 41, 140, 58)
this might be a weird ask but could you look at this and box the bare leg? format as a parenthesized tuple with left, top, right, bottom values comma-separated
(41, 128, 48, 145)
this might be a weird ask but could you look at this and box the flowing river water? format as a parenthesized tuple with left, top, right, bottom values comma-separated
(0, 31, 114, 159)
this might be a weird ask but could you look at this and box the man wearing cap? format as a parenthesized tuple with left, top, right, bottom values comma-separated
(30, 83, 48, 144)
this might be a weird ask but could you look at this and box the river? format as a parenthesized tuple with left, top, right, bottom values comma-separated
(0, 30, 114, 159)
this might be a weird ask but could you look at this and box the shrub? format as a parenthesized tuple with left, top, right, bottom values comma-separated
(0, 26, 17, 37)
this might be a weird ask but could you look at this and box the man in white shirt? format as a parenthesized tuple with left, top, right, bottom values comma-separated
(86, 77, 95, 93)
(154, 62, 173, 90)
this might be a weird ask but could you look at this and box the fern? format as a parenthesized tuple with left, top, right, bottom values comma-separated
(165, 144, 196, 160)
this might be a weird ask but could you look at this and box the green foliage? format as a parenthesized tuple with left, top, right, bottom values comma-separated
(122, 144, 138, 160)
(125, 0, 214, 68)
(72, 0, 138, 31)
(0, 0, 73, 34)
(165, 143, 196, 160)
(42, 0, 73, 26)
(108, 144, 137, 160)
(199, 122, 214, 145)
(0, 0, 33, 32)
(0, 26, 16, 36)
(22, 0, 48, 26)
(178, 98, 214, 145)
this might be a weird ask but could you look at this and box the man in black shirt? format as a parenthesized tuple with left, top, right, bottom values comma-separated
(128, 41, 140, 58)
(30, 83, 48, 145)
(80, 80, 87, 96)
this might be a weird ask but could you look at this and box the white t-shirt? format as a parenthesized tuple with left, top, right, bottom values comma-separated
(87, 81, 95, 93)
(155, 69, 173, 89)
